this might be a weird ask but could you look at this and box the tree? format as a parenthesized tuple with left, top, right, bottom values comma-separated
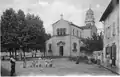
(25, 13, 45, 44)
(25, 13, 47, 56)
(80, 33, 103, 63)
(1, 8, 49, 58)
(1, 8, 18, 57)
(45, 33, 51, 40)
(16, 9, 26, 58)
(81, 33, 103, 55)
(1, 8, 17, 44)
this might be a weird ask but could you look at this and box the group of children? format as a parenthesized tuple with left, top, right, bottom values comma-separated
(45, 58, 53, 67)
(31, 58, 53, 68)
(9, 56, 53, 76)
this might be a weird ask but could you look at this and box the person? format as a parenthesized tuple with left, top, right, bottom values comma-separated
(94, 55, 97, 64)
(35, 60, 38, 67)
(23, 56, 26, 68)
(97, 54, 101, 67)
(33, 60, 36, 67)
(85, 56, 90, 64)
(38, 57, 41, 67)
(10, 56, 16, 76)
(49, 59, 53, 67)
(32, 49, 35, 57)
(110, 59, 112, 67)
(45, 59, 49, 67)
(76, 56, 80, 64)
(107, 55, 110, 67)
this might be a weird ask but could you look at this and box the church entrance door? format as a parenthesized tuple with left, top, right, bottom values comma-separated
(59, 46, 63, 56)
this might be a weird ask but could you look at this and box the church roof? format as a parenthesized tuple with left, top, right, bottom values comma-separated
(69, 22, 83, 29)
(70, 22, 93, 30)
(80, 25, 92, 29)
(52, 18, 83, 29)
(52, 20, 61, 25)
(52, 19, 70, 25)
(52, 18, 92, 30)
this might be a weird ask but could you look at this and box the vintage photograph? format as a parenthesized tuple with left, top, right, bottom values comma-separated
(0, 0, 119, 76)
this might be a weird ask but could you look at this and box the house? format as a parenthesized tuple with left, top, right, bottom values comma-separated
(100, 0, 119, 74)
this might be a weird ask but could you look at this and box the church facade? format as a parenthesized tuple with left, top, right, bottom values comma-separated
(46, 8, 97, 57)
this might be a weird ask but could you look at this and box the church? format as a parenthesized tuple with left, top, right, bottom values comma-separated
(46, 7, 97, 57)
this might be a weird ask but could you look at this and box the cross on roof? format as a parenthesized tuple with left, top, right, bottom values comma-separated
(60, 14, 63, 19)
(89, 4, 91, 9)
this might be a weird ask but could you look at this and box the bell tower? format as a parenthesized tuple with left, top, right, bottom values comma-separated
(85, 5, 95, 26)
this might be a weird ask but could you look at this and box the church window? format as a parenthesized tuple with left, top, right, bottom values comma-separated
(60, 28, 62, 35)
(77, 30, 78, 37)
(73, 29, 74, 35)
(107, 26, 110, 39)
(80, 32, 81, 38)
(63, 28, 66, 35)
(72, 43, 77, 52)
(57, 29, 59, 35)
(48, 44, 52, 52)
(112, 22, 115, 36)
(60, 28, 63, 36)
(57, 28, 66, 36)
(49, 44, 51, 50)
(65, 28, 66, 35)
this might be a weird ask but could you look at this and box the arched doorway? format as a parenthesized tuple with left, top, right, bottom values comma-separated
(59, 46, 63, 56)
(57, 41, 65, 56)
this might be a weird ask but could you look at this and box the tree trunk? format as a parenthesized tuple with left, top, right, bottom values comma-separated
(12, 51, 14, 58)
(11, 51, 12, 56)
(15, 49, 17, 59)
(13, 49, 15, 58)
(35, 53, 36, 57)
(20, 53, 22, 60)
(20, 48, 23, 60)
(11, 51, 13, 56)
(23, 48, 25, 57)
(35, 50, 36, 57)
(32, 50, 33, 57)
(9, 51, 11, 57)
(44, 49, 45, 57)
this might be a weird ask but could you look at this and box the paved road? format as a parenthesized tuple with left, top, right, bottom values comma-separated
(1, 58, 116, 76)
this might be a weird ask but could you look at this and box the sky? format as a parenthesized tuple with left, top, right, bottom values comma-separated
(0, 0, 111, 34)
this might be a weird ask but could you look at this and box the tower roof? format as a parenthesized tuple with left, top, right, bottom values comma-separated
(85, 6, 95, 25)
(86, 8, 94, 15)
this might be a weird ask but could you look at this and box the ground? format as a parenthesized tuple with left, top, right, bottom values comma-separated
(1, 58, 117, 76)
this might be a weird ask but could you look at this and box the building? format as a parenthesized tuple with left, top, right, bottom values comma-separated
(100, 0, 119, 74)
(46, 7, 97, 57)
(82, 7, 97, 38)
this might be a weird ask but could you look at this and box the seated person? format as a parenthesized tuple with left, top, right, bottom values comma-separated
(32, 60, 36, 67)
(45, 59, 49, 67)
(49, 59, 53, 67)
(45, 59, 53, 67)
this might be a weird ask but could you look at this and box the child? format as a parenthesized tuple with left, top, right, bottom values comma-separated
(45, 59, 49, 67)
(33, 60, 36, 67)
(49, 59, 53, 67)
